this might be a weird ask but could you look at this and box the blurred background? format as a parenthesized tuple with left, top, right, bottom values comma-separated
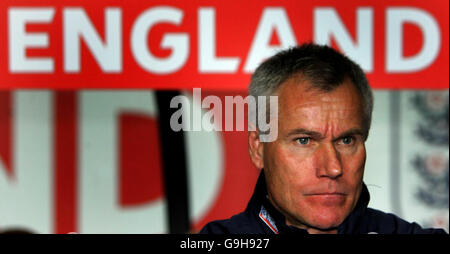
(0, 0, 448, 233)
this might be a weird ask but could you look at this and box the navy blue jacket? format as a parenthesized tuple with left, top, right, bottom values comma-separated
(200, 172, 447, 234)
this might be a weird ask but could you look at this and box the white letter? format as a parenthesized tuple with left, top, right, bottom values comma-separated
(202, 95, 222, 131)
(64, 8, 122, 73)
(314, 8, 373, 72)
(386, 8, 441, 72)
(170, 95, 191, 131)
(79, 91, 223, 233)
(199, 8, 240, 73)
(257, 96, 278, 143)
(192, 88, 202, 131)
(131, 7, 189, 74)
(8, 8, 55, 73)
(224, 96, 255, 131)
(244, 8, 297, 73)
(79, 91, 167, 233)
(0, 91, 53, 233)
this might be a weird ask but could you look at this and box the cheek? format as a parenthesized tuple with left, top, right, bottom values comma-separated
(266, 146, 317, 198)
(270, 145, 316, 179)
(342, 147, 366, 182)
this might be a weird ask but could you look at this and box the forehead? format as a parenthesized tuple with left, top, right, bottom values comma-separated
(275, 78, 364, 133)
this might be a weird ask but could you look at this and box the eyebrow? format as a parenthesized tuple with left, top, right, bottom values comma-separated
(286, 128, 323, 139)
(286, 128, 365, 141)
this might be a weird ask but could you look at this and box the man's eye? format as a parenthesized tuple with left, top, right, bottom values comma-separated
(296, 137, 310, 145)
(341, 136, 353, 145)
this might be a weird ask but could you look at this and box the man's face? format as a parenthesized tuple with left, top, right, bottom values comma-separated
(249, 77, 367, 232)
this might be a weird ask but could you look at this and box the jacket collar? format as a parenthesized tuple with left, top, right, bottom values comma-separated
(247, 170, 370, 234)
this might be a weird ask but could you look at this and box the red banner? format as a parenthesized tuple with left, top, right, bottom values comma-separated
(0, 0, 448, 90)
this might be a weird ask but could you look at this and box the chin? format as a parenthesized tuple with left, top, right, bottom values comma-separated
(311, 220, 341, 230)
(307, 210, 346, 230)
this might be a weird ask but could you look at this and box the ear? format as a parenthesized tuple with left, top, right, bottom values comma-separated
(248, 130, 265, 169)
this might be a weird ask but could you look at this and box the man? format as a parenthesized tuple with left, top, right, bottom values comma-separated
(200, 43, 447, 234)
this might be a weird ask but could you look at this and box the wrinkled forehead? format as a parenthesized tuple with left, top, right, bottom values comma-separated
(275, 78, 365, 132)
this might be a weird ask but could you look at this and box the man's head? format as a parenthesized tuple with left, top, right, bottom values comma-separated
(248, 43, 373, 233)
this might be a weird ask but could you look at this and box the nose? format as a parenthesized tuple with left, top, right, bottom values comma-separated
(316, 143, 343, 179)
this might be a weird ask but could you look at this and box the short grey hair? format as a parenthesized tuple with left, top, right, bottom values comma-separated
(249, 43, 374, 138)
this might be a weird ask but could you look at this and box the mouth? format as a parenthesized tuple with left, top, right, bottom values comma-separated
(304, 193, 347, 206)
(304, 191, 347, 196)
(305, 192, 346, 196)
